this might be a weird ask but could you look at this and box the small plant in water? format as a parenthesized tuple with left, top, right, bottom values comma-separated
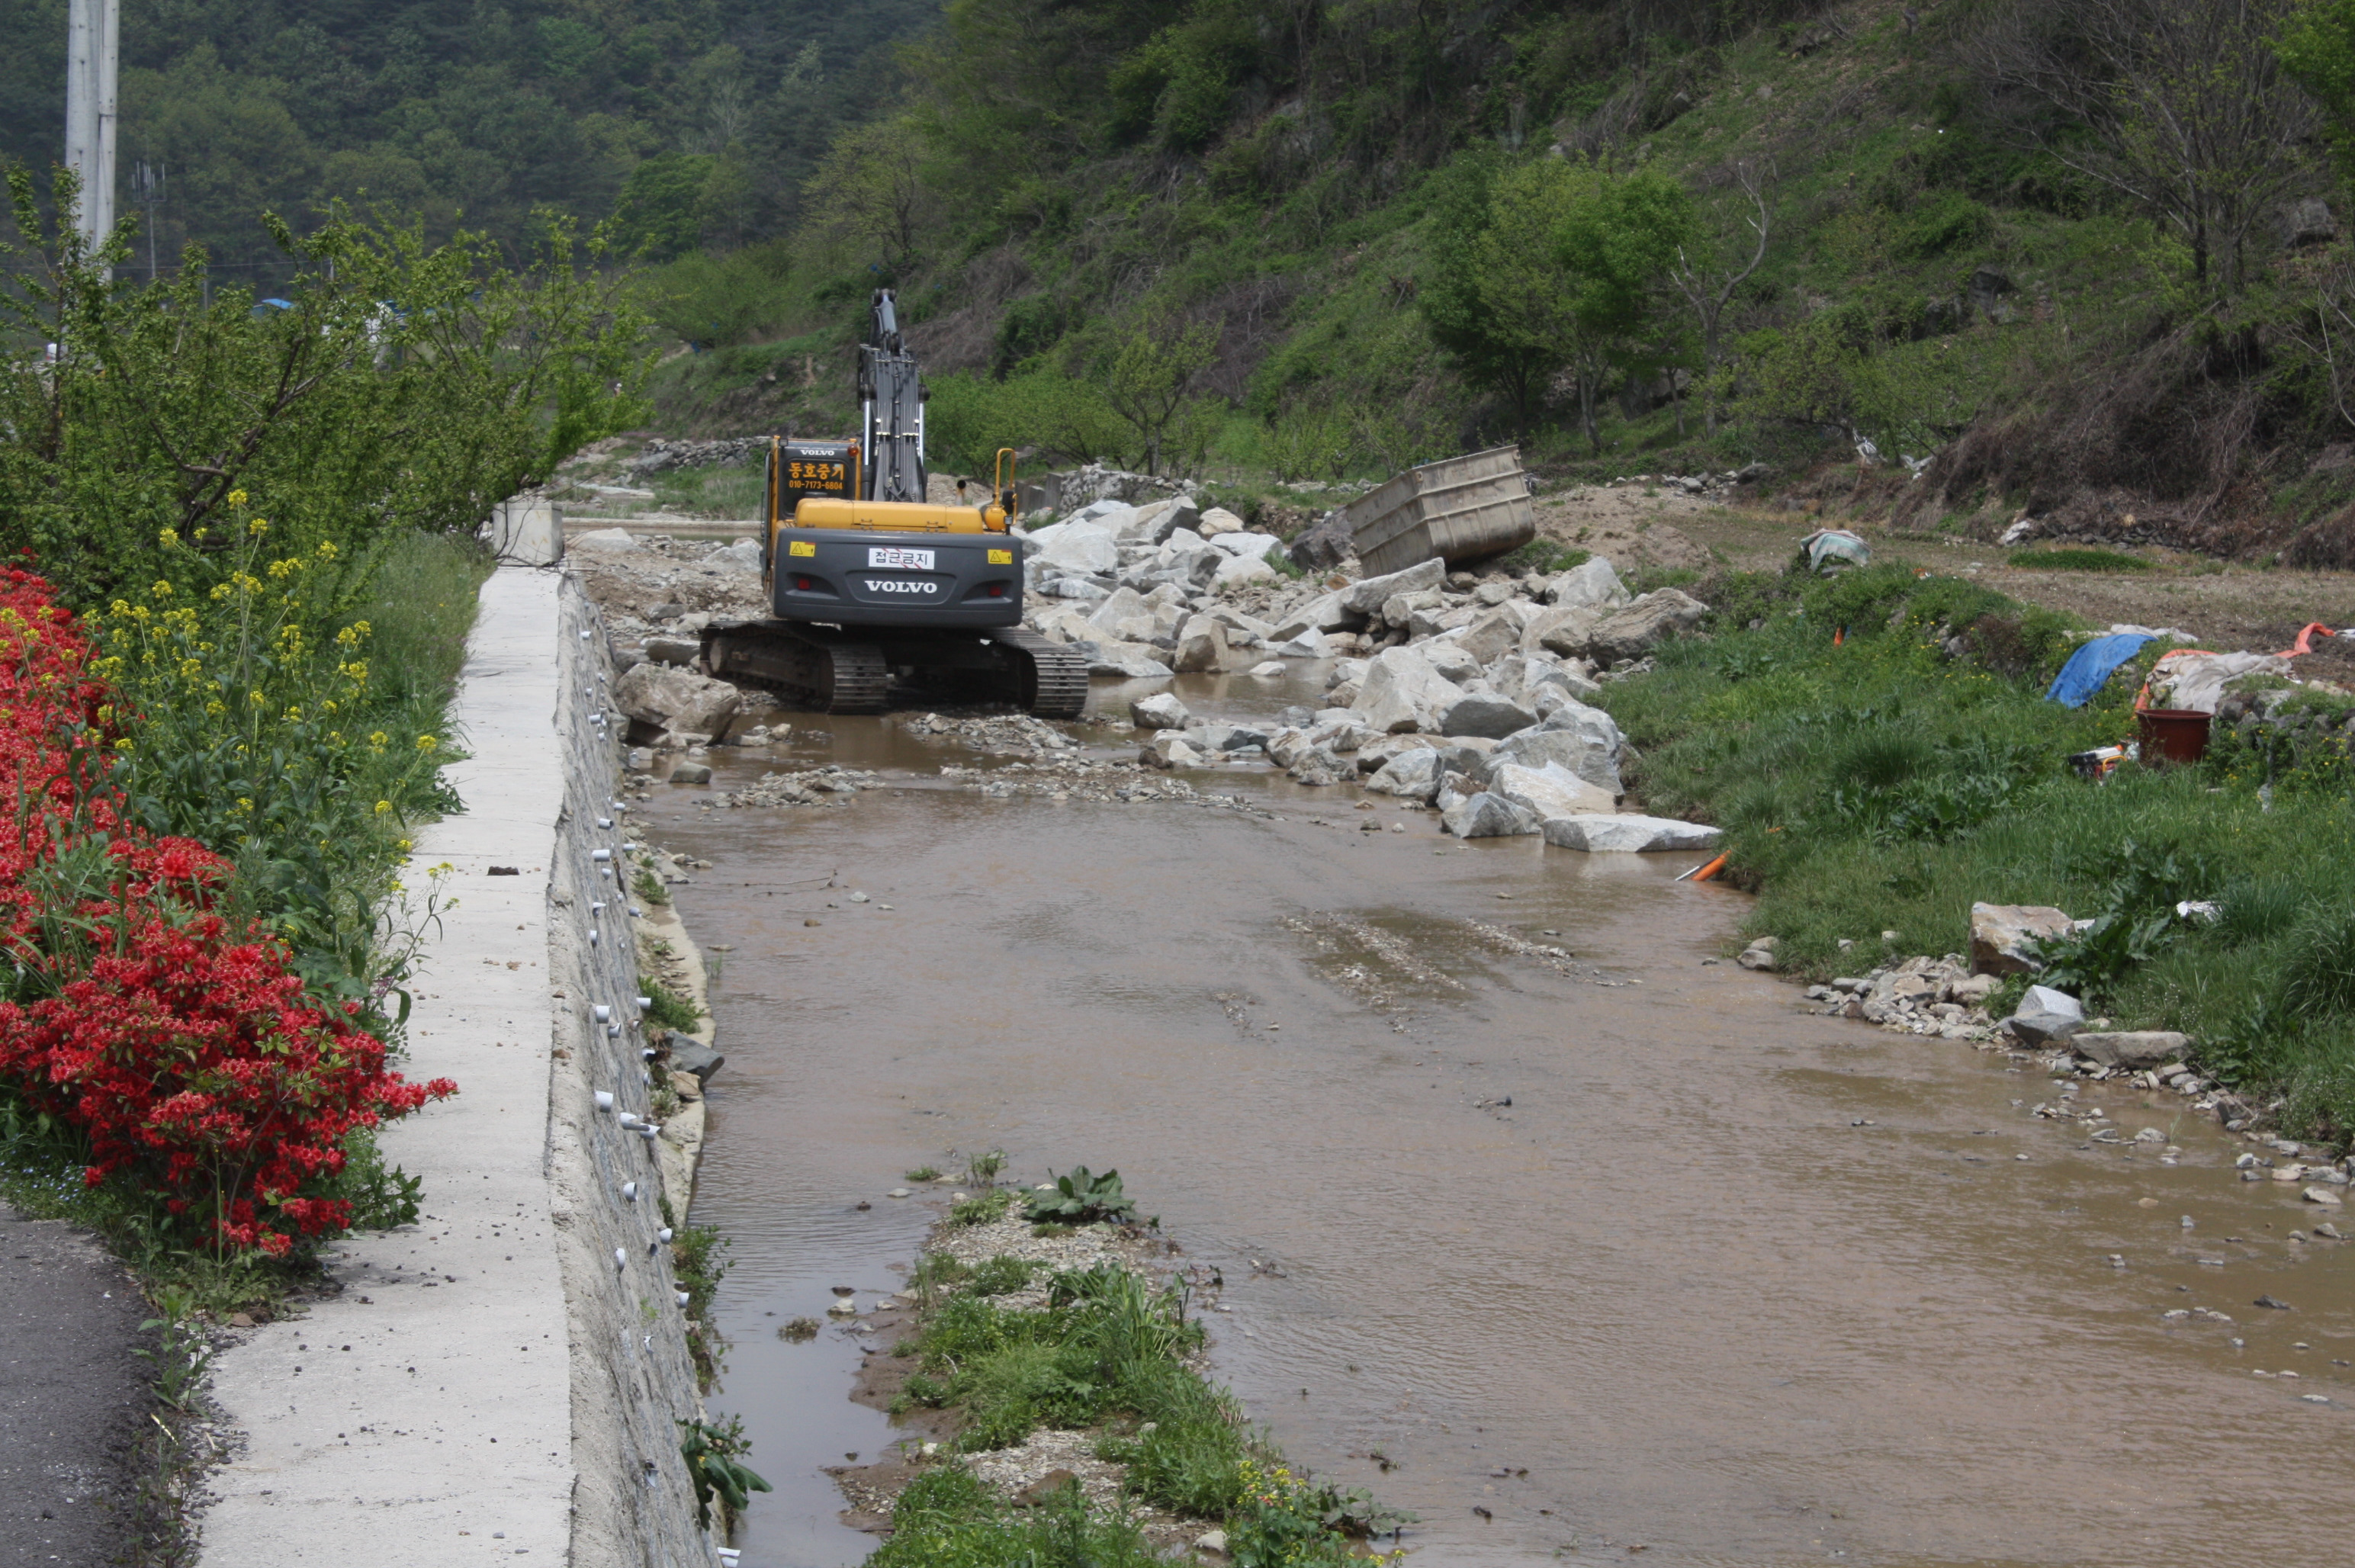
(949, 1188, 1015, 1227)
(777, 1317, 821, 1341)
(965, 1147, 1007, 1186)
(904, 1165, 943, 1183)
(1023, 1166, 1136, 1225)
(678, 1415, 771, 1531)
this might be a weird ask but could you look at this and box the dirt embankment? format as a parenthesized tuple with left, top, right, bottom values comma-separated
(1534, 482, 2355, 673)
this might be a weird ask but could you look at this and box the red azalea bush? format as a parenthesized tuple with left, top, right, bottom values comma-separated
(0, 567, 454, 1258)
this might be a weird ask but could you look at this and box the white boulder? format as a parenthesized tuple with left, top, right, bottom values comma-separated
(1541, 815, 1722, 853)
(1489, 761, 1615, 821)
(1442, 792, 1543, 839)
(1350, 646, 1462, 734)
(1131, 692, 1192, 729)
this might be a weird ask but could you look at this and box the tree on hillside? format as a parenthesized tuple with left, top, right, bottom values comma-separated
(2280, 0, 2355, 193)
(1548, 165, 1694, 453)
(1104, 318, 1224, 476)
(1425, 154, 1692, 450)
(1667, 159, 1772, 437)
(804, 117, 933, 276)
(1970, 0, 2315, 294)
(1421, 151, 1561, 436)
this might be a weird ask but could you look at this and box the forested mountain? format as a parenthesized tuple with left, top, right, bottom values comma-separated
(10, 0, 2355, 558)
(0, 0, 937, 278)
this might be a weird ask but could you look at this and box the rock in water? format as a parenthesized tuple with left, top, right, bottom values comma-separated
(2071, 1030, 2194, 1070)
(1493, 705, 1624, 794)
(1441, 792, 1542, 839)
(1364, 747, 1445, 802)
(1540, 814, 1723, 853)
(1171, 618, 1233, 673)
(1487, 761, 1614, 820)
(1968, 901, 2074, 975)
(668, 761, 713, 785)
(1142, 732, 1208, 767)
(615, 662, 741, 741)
(1586, 588, 1709, 662)
(1131, 692, 1192, 729)
(2002, 983, 2084, 1046)
(1351, 646, 1462, 733)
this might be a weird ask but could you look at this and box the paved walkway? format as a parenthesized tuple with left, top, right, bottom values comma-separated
(0, 1206, 151, 1568)
(198, 570, 577, 1566)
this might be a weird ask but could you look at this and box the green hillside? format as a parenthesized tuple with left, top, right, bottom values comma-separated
(0, 0, 937, 280)
(11, 0, 2355, 558)
(639, 0, 2355, 564)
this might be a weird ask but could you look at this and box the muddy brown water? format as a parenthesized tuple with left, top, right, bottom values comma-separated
(638, 682, 2354, 1567)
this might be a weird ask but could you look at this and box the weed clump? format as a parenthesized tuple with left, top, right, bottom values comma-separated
(877, 1174, 1412, 1562)
(2008, 548, 2154, 571)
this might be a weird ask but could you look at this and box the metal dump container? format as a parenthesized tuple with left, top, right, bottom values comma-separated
(1343, 446, 1536, 577)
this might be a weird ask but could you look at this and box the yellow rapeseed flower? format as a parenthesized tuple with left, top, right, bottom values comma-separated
(113, 737, 133, 753)
(416, 734, 436, 752)
(374, 800, 392, 815)
(249, 518, 268, 536)
(158, 528, 177, 547)
(151, 580, 172, 597)
(227, 488, 249, 506)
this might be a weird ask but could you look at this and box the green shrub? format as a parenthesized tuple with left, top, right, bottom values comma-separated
(1126, 1414, 1247, 1516)
(1023, 1166, 1136, 1224)
(968, 1255, 1040, 1296)
(868, 1466, 1161, 1568)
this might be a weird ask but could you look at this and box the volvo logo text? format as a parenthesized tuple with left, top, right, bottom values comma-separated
(865, 578, 938, 595)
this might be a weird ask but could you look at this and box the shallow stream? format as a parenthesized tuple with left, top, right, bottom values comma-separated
(638, 689, 2354, 1567)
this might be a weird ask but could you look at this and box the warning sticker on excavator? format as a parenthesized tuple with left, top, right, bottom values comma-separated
(788, 540, 816, 557)
(988, 548, 1012, 564)
(868, 546, 935, 570)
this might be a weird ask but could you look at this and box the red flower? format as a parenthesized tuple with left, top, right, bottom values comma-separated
(0, 570, 457, 1258)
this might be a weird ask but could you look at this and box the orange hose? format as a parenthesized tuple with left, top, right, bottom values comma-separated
(1688, 853, 1728, 883)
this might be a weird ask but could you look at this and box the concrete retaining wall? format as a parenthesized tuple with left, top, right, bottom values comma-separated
(197, 568, 714, 1567)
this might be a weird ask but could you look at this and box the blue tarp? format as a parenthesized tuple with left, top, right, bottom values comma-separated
(2045, 632, 2154, 707)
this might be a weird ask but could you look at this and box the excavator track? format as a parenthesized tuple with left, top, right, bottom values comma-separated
(702, 624, 889, 715)
(989, 628, 1090, 720)
(703, 621, 1087, 719)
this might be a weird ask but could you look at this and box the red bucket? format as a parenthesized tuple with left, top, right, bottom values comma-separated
(2137, 708, 2211, 766)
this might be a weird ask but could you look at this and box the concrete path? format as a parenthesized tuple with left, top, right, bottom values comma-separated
(199, 570, 577, 1565)
(0, 1207, 151, 1568)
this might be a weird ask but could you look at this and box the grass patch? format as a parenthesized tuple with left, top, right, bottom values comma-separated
(948, 1188, 1016, 1226)
(875, 1181, 1411, 1563)
(2007, 548, 2154, 571)
(643, 977, 704, 1033)
(1600, 560, 2355, 1144)
(906, 1165, 945, 1182)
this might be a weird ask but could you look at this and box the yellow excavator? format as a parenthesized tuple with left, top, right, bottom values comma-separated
(698, 289, 1088, 717)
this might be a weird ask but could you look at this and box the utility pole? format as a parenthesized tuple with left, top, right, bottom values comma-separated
(65, 0, 119, 255)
